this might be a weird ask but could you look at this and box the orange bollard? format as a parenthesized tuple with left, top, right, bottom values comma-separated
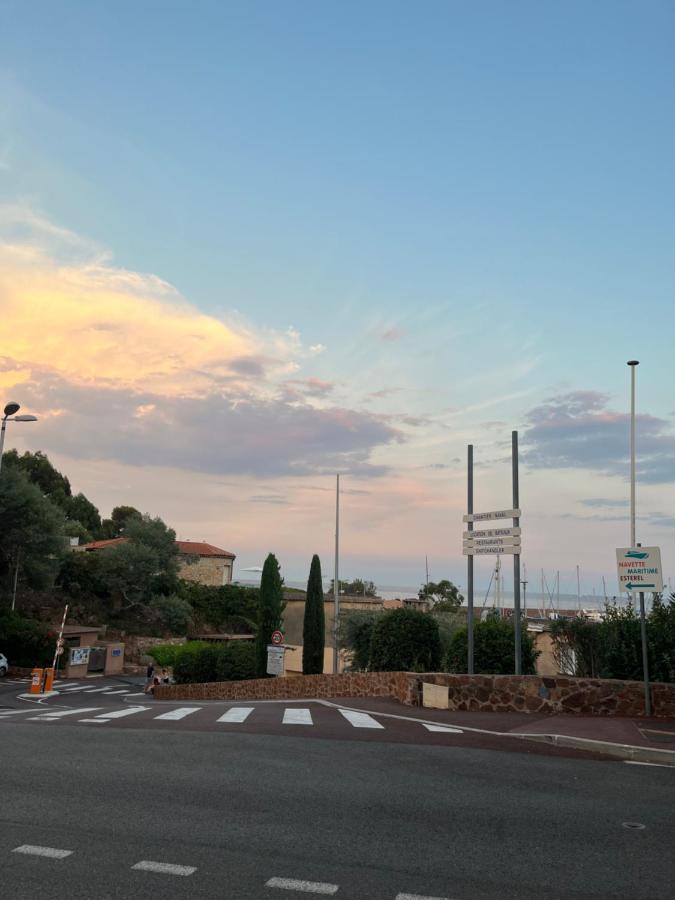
(43, 668, 55, 692)
(30, 668, 44, 694)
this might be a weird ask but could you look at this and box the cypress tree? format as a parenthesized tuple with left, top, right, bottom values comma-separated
(255, 552, 284, 677)
(302, 554, 325, 674)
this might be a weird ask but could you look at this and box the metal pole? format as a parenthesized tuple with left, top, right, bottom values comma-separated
(51, 603, 69, 676)
(628, 361, 638, 549)
(333, 474, 340, 674)
(639, 590, 652, 716)
(512, 431, 522, 675)
(0, 416, 7, 474)
(11, 549, 20, 612)
(467, 445, 474, 675)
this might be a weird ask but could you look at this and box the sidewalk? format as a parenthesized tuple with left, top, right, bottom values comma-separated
(324, 695, 675, 765)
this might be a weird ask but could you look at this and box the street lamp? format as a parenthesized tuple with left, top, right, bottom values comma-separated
(0, 402, 38, 474)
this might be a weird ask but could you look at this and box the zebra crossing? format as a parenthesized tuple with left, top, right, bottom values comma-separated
(0, 701, 465, 736)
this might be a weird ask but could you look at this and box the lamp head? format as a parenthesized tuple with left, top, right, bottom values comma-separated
(3, 401, 20, 417)
(14, 415, 38, 422)
(627, 360, 639, 367)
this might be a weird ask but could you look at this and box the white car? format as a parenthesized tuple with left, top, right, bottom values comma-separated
(0, 654, 7, 677)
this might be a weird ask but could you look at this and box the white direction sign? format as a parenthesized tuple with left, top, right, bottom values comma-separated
(266, 645, 285, 676)
(463, 537, 520, 549)
(616, 547, 663, 594)
(463, 527, 520, 540)
(463, 508, 521, 523)
(463, 545, 520, 556)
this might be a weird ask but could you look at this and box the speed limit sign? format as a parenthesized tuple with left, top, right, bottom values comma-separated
(271, 630, 284, 645)
(55, 646, 64, 656)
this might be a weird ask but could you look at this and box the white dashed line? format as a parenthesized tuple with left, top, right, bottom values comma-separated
(92, 706, 151, 719)
(624, 761, 674, 768)
(132, 860, 196, 876)
(12, 844, 73, 859)
(282, 708, 313, 725)
(422, 724, 464, 734)
(81, 686, 116, 693)
(33, 708, 102, 719)
(338, 709, 384, 729)
(154, 707, 202, 721)
(102, 689, 131, 695)
(79, 719, 110, 724)
(265, 877, 339, 894)
(395, 893, 455, 900)
(217, 707, 255, 723)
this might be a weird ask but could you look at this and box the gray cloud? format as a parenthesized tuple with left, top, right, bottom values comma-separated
(6, 364, 401, 479)
(250, 494, 289, 505)
(523, 391, 675, 483)
(581, 498, 630, 508)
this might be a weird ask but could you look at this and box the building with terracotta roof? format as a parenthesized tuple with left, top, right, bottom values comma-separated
(76, 537, 236, 587)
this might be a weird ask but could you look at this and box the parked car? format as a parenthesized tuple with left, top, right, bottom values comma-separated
(0, 653, 8, 677)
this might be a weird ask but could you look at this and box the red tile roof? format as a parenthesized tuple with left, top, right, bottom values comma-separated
(78, 537, 235, 559)
(175, 540, 236, 559)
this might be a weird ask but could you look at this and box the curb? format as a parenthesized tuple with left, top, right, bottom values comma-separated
(511, 731, 675, 765)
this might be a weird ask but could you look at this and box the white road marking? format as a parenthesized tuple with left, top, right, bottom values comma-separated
(282, 708, 313, 725)
(132, 860, 196, 876)
(79, 719, 109, 724)
(93, 706, 151, 719)
(265, 877, 338, 894)
(81, 686, 116, 693)
(55, 682, 78, 687)
(396, 893, 455, 900)
(154, 707, 202, 721)
(624, 761, 675, 768)
(0, 709, 35, 716)
(126, 692, 147, 697)
(102, 689, 131, 695)
(13, 844, 73, 860)
(62, 686, 89, 692)
(217, 707, 254, 723)
(34, 708, 103, 719)
(423, 724, 464, 734)
(338, 709, 384, 729)
(27, 717, 58, 721)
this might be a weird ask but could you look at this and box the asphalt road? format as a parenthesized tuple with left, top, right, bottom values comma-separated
(1, 700, 674, 899)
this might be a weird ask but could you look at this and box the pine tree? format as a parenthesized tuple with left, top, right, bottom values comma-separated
(302, 554, 325, 674)
(255, 552, 284, 677)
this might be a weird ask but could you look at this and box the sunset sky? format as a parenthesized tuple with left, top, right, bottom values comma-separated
(1, 1, 674, 596)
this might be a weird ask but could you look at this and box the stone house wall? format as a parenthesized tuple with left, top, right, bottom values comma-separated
(178, 555, 233, 586)
(154, 670, 675, 717)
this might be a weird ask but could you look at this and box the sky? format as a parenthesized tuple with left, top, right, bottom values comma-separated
(1, 1, 674, 597)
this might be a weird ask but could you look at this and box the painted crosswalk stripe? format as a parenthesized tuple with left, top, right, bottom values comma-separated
(395, 894, 455, 900)
(81, 686, 117, 693)
(102, 689, 131, 695)
(266, 877, 338, 894)
(282, 708, 313, 725)
(217, 707, 254, 723)
(338, 709, 384, 729)
(34, 708, 103, 719)
(13, 844, 73, 860)
(422, 724, 463, 734)
(0, 709, 35, 716)
(79, 719, 109, 724)
(92, 706, 151, 719)
(154, 707, 202, 721)
(132, 860, 196, 876)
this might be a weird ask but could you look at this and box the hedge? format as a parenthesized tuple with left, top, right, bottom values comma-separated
(0, 613, 56, 667)
(172, 640, 256, 684)
(369, 607, 442, 672)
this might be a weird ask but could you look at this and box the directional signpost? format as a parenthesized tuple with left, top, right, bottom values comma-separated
(616, 547, 663, 594)
(465, 432, 523, 675)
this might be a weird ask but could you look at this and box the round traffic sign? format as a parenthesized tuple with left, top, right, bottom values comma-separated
(271, 630, 284, 645)
(55, 646, 64, 656)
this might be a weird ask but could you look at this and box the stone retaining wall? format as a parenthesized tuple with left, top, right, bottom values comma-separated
(154, 671, 675, 717)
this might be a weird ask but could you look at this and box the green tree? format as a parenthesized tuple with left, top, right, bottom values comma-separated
(1, 449, 72, 506)
(447, 616, 538, 675)
(178, 581, 259, 633)
(65, 492, 102, 536)
(329, 578, 377, 597)
(148, 594, 193, 634)
(0, 467, 66, 597)
(100, 505, 143, 538)
(419, 580, 464, 610)
(302, 554, 325, 674)
(369, 607, 442, 672)
(255, 553, 285, 676)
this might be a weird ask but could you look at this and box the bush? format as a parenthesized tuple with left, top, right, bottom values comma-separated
(0, 613, 55, 667)
(147, 641, 194, 667)
(446, 616, 538, 675)
(369, 608, 442, 672)
(338, 610, 381, 671)
(172, 640, 257, 684)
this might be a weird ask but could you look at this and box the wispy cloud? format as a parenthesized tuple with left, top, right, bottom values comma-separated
(523, 391, 675, 483)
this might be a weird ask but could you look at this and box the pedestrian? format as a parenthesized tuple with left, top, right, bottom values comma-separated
(162, 668, 170, 685)
(144, 663, 154, 694)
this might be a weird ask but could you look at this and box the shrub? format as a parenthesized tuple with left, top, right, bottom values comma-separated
(338, 610, 381, 671)
(215, 641, 257, 682)
(147, 641, 194, 667)
(0, 613, 56, 667)
(369, 608, 442, 672)
(172, 640, 257, 684)
(446, 616, 538, 675)
(302, 554, 325, 674)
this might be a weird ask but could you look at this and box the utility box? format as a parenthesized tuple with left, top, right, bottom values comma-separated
(423, 682, 449, 710)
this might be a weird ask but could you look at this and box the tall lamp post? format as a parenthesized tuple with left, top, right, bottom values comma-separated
(0, 401, 38, 473)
